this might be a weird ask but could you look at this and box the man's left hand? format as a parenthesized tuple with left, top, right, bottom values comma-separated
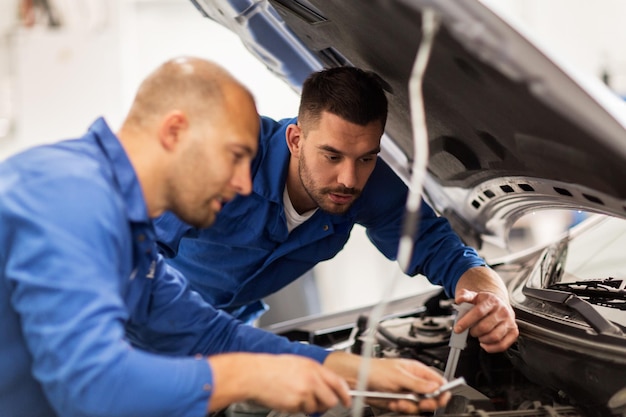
(453, 267, 519, 353)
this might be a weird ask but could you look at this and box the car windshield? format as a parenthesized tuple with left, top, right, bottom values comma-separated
(528, 215, 626, 328)
(560, 216, 626, 285)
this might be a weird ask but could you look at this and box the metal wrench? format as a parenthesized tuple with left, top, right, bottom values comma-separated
(348, 377, 466, 403)
(442, 302, 473, 381)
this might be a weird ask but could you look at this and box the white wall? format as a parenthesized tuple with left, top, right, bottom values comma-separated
(114, 1, 300, 122)
(2, 0, 625, 318)
(483, 0, 626, 94)
(0, 0, 299, 160)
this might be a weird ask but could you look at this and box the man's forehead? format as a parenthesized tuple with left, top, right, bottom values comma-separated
(239, 126, 260, 156)
(231, 127, 258, 154)
(221, 84, 259, 155)
(307, 112, 381, 147)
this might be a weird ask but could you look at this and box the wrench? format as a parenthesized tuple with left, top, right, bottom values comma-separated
(442, 302, 473, 381)
(348, 377, 466, 403)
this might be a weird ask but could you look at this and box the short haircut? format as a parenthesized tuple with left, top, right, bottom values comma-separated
(124, 57, 239, 129)
(298, 66, 388, 134)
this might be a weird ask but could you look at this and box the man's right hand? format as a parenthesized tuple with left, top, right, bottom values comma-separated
(323, 351, 449, 414)
(208, 353, 351, 413)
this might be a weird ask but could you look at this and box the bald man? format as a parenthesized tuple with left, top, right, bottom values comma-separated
(0, 57, 449, 417)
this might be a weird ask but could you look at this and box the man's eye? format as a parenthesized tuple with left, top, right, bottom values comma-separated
(361, 155, 378, 164)
(326, 154, 340, 161)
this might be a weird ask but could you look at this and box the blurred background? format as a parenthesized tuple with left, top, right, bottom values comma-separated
(1, 0, 624, 324)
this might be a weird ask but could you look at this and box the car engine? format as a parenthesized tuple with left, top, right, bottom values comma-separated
(267, 289, 599, 417)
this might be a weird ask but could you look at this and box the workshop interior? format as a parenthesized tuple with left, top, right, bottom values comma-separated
(2, 1, 626, 416)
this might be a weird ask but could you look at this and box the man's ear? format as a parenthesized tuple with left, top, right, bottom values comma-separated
(159, 111, 188, 152)
(285, 123, 303, 157)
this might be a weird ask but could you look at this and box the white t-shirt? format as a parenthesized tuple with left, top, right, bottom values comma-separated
(283, 186, 317, 233)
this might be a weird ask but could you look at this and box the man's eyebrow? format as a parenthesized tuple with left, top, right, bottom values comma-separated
(234, 144, 256, 157)
(318, 144, 381, 157)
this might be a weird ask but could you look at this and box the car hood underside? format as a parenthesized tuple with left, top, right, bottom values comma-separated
(190, 0, 626, 247)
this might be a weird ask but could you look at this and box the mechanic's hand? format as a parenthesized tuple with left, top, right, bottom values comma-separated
(366, 357, 450, 413)
(324, 352, 449, 414)
(454, 288, 519, 353)
(208, 353, 351, 413)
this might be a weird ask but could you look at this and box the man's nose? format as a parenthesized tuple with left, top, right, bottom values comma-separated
(232, 162, 253, 195)
(337, 161, 357, 189)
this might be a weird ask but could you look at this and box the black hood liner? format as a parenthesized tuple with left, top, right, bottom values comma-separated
(269, 0, 626, 200)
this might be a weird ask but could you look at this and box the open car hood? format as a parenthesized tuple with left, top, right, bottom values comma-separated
(190, 0, 626, 249)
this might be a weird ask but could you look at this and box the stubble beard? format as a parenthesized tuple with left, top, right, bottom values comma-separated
(167, 177, 216, 229)
(171, 200, 216, 229)
(298, 152, 360, 215)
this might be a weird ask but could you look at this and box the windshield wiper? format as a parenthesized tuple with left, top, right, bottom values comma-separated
(540, 237, 569, 288)
(548, 278, 626, 310)
(523, 286, 624, 336)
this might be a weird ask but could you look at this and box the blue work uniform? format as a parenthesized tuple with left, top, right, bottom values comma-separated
(155, 117, 486, 323)
(0, 118, 329, 417)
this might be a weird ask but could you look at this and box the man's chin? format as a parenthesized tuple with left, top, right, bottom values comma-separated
(184, 214, 216, 229)
(319, 202, 352, 215)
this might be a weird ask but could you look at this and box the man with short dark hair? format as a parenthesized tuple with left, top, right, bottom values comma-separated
(155, 66, 519, 353)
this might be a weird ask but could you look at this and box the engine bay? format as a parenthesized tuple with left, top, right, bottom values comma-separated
(266, 289, 592, 417)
